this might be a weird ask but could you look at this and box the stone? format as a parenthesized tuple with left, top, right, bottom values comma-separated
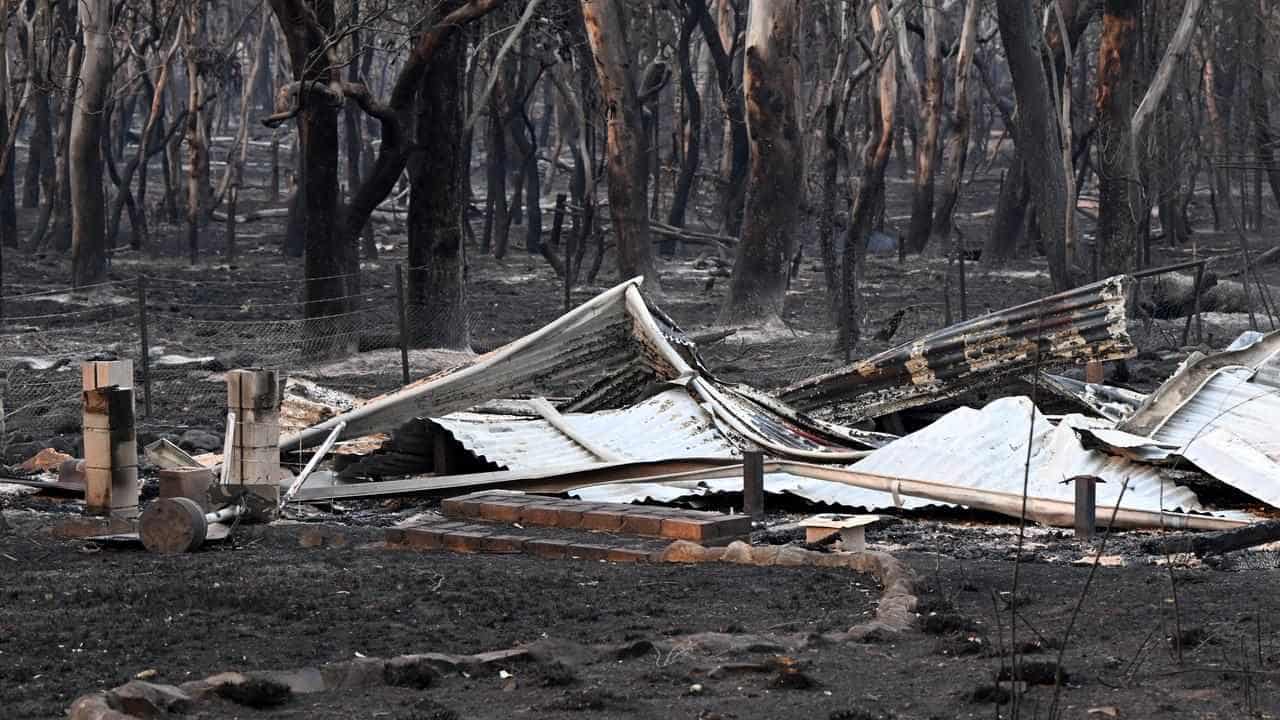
(108, 681, 193, 717)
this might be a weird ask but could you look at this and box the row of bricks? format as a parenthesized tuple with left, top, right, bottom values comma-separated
(385, 522, 662, 563)
(440, 495, 751, 543)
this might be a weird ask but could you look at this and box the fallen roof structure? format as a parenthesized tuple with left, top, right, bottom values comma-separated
(573, 396, 1248, 531)
(1075, 329, 1280, 508)
(275, 274, 1259, 531)
(280, 278, 884, 462)
(776, 276, 1136, 422)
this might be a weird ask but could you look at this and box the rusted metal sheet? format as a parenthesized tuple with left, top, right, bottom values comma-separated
(282, 278, 879, 464)
(777, 275, 1136, 422)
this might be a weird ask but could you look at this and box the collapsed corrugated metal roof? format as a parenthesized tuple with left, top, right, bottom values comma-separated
(283, 278, 879, 463)
(1084, 329, 1280, 508)
(576, 396, 1248, 525)
(433, 389, 737, 471)
(776, 276, 1136, 423)
(284, 273, 1262, 530)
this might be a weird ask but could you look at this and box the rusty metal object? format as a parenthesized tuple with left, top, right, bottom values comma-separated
(778, 275, 1136, 422)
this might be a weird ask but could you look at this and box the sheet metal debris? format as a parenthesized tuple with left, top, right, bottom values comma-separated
(776, 275, 1136, 423)
(282, 278, 878, 463)
(1098, 329, 1280, 508)
(281, 275, 1272, 531)
(1038, 373, 1147, 423)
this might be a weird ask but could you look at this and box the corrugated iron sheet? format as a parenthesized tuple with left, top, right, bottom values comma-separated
(1109, 329, 1280, 507)
(434, 389, 737, 471)
(578, 396, 1224, 519)
(777, 275, 1136, 423)
(285, 277, 875, 462)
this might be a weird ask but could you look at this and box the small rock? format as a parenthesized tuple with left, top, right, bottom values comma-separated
(214, 676, 291, 709)
(109, 680, 193, 716)
(17, 447, 74, 473)
(687, 683, 704, 696)
(383, 658, 438, 690)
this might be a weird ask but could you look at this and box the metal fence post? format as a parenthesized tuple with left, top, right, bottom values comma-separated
(743, 451, 764, 519)
(1073, 475, 1097, 539)
(137, 276, 152, 418)
(394, 264, 411, 386)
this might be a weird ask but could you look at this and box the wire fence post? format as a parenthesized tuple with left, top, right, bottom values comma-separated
(743, 451, 764, 519)
(136, 276, 153, 418)
(395, 264, 410, 386)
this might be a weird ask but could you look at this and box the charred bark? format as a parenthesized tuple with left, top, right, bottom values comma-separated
(840, 0, 896, 354)
(69, 0, 112, 286)
(721, 0, 802, 325)
(1095, 0, 1140, 276)
(407, 2, 470, 350)
(693, 0, 748, 237)
(665, 6, 700, 238)
(994, 0, 1071, 290)
(904, 0, 942, 254)
(581, 0, 657, 285)
(931, 0, 979, 253)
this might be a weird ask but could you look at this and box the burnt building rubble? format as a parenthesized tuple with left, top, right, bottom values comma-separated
(5, 274, 1278, 553)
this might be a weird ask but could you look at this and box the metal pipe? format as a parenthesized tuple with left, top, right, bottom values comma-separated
(279, 421, 346, 509)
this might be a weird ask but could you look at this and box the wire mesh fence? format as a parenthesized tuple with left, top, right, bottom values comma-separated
(0, 265, 459, 460)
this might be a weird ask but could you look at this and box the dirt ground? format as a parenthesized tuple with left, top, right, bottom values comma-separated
(3, 514, 1280, 719)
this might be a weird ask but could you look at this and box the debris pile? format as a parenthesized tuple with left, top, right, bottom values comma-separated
(5, 273, 1277, 541)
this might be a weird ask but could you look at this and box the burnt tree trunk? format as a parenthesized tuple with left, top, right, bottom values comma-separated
(931, 0, 979, 252)
(694, 0, 748, 237)
(984, 154, 1031, 265)
(69, 0, 112, 286)
(268, 0, 349, 353)
(581, 0, 657, 285)
(904, 0, 942, 254)
(46, 38, 82, 253)
(1095, 0, 1141, 276)
(840, 0, 896, 353)
(1247, 0, 1280, 209)
(665, 6, 700, 237)
(721, 0, 801, 325)
(184, 2, 211, 264)
(485, 96, 510, 257)
(407, 1, 469, 350)
(23, 90, 50, 209)
(995, 0, 1071, 290)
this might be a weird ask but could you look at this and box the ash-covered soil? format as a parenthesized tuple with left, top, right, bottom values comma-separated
(2, 514, 1280, 719)
(0, 519, 880, 719)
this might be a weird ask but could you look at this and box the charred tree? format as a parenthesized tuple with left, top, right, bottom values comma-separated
(69, 0, 112, 286)
(1247, 0, 1280, 208)
(840, 0, 896, 354)
(581, 0, 657, 284)
(721, 0, 801, 325)
(931, 0, 979, 251)
(183, 2, 212, 264)
(268, 0, 348, 352)
(693, 0, 748, 237)
(1095, 0, 1140, 276)
(903, 0, 942, 254)
(995, 0, 1071, 290)
(407, 1, 469, 350)
(666, 3, 701, 237)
